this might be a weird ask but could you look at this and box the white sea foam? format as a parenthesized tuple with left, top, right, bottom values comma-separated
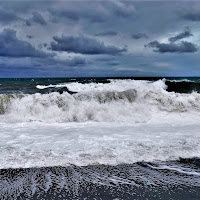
(36, 83, 67, 89)
(147, 163, 200, 176)
(166, 79, 195, 83)
(1, 79, 200, 168)
(1, 79, 200, 123)
(37, 79, 156, 92)
(0, 122, 200, 169)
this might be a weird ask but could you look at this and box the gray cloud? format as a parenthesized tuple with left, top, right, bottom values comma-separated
(131, 33, 148, 39)
(0, 29, 49, 58)
(49, 9, 79, 21)
(27, 35, 33, 39)
(0, 8, 20, 24)
(0, 1, 199, 77)
(95, 56, 119, 66)
(25, 19, 31, 26)
(48, 1, 134, 25)
(168, 27, 193, 42)
(96, 56, 116, 62)
(49, 9, 106, 23)
(25, 12, 47, 26)
(95, 31, 118, 37)
(38, 43, 48, 49)
(181, 12, 200, 21)
(36, 56, 87, 67)
(32, 12, 47, 26)
(107, 61, 120, 66)
(50, 35, 126, 55)
(145, 41, 198, 53)
(65, 57, 86, 66)
(110, 1, 135, 18)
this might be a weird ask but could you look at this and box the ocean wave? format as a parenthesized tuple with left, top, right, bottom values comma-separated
(166, 79, 200, 93)
(166, 78, 195, 82)
(1, 122, 200, 169)
(36, 78, 200, 94)
(36, 84, 67, 89)
(0, 79, 200, 123)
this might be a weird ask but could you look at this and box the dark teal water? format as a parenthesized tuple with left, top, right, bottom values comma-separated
(0, 77, 200, 94)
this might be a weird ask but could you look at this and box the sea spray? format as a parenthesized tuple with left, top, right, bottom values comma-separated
(0, 80, 200, 123)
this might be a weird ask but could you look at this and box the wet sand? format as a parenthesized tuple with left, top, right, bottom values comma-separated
(1, 161, 200, 200)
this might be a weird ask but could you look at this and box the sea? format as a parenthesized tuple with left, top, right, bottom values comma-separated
(1, 77, 200, 200)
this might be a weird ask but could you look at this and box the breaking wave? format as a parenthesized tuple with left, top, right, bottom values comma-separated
(0, 79, 200, 123)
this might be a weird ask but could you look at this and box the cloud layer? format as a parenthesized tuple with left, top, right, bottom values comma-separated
(0, 29, 49, 57)
(0, 1, 199, 77)
(168, 27, 193, 42)
(50, 35, 126, 55)
(95, 31, 118, 37)
(145, 41, 198, 53)
(0, 8, 20, 24)
(25, 12, 47, 26)
(132, 33, 148, 39)
(181, 11, 200, 21)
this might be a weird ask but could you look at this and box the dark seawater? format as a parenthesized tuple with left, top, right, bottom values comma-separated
(0, 77, 110, 94)
(0, 77, 200, 94)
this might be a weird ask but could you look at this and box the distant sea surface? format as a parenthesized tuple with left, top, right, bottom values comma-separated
(1, 76, 200, 94)
(1, 77, 200, 199)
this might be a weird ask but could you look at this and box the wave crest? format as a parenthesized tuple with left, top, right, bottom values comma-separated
(0, 80, 200, 123)
(74, 89, 137, 103)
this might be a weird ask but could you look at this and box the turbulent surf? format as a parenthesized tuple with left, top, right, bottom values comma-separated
(1, 77, 200, 199)
(1, 79, 200, 123)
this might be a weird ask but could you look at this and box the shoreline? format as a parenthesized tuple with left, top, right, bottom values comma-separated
(1, 160, 200, 199)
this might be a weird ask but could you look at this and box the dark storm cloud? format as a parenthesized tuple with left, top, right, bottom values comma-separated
(95, 31, 118, 37)
(181, 11, 200, 21)
(38, 43, 48, 49)
(32, 12, 47, 26)
(0, 8, 20, 24)
(65, 57, 86, 66)
(48, 1, 134, 24)
(131, 33, 148, 39)
(0, 29, 49, 58)
(107, 61, 120, 66)
(48, 9, 106, 23)
(50, 35, 127, 55)
(95, 56, 119, 66)
(31, 56, 87, 68)
(0, 55, 87, 78)
(96, 56, 116, 62)
(168, 27, 193, 42)
(0, 1, 199, 77)
(95, 56, 120, 65)
(145, 41, 198, 53)
(111, 1, 135, 18)
(27, 35, 33, 39)
(25, 19, 31, 26)
(49, 9, 79, 21)
(25, 12, 47, 26)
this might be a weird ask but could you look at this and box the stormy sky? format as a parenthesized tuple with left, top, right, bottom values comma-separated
(0, 1, 200, 77)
